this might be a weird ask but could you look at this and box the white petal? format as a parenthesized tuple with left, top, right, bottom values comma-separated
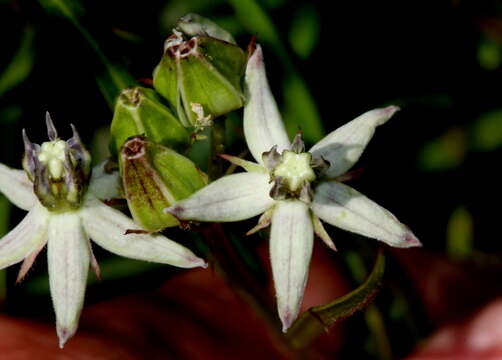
(166, 172, 275, 222)
(312, 181, 421, 248)
(0, 163, 37, 210)
(0, 202, 49, 269)
(81, 194, 206, 268)
(47, 212, 90, 348)
(244, 45, 290, 164)
(310, 106, 399, 178)
(88, 161, 122, 200)
(270, 200, 313, 332)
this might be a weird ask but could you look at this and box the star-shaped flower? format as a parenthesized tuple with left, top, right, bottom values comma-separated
(166, 45, 421, 332)
(0, 114, 206, 348)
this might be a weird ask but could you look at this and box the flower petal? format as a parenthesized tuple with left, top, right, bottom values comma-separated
(309, 106, 399, 178)
(244, 45, 290, 164)
(270, 200, 314, 332)
(16, 241, 47, 283)
(88, 161, 122, 201)
(81, 194, 206, 269)
(0, 163, 37, 211)
(0, 202, 48, 270)
(47, 212, 90, 348)
(312, 181, 421, 248)
(166, 172, 275, 222)
(312, 213, 337, 251)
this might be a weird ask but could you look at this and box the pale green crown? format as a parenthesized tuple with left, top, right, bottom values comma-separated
(273, 150, 316, 192)
(38, 140, 68, 179)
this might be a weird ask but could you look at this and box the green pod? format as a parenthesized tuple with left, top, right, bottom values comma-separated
(110, 86, 190, 157)
(119, 136, 207, 232)
(153, 26, 246, 128)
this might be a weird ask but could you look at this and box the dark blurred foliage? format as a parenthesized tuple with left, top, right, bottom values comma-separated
(1, 0, 502, 358)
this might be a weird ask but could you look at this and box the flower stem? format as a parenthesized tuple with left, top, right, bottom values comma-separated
(208, 119, 226, 180)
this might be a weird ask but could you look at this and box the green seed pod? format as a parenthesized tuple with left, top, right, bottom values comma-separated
(109, 86, 191, 157)
(119, 136, 207, 231)
(153, 15, 246, 128)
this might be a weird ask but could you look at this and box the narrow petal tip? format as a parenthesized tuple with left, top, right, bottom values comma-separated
(281, 309, 293, 333)
(164, 205, 182, 218)
(377, 105, 400, 125)
(403, 232, 422, 248)
(191, 256, 208, 269)
(57, 326, 75, 349)
(247, 44, 263, 68)
(45, 111, 58, 140)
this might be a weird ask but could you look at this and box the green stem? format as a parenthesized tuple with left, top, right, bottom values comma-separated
(208, 119, 226, 180)
(286, 248, 385, 350)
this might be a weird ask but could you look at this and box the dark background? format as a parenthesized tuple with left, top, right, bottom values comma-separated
(1, 0, 502, 358)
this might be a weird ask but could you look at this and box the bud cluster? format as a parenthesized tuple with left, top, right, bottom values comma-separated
(153, 15, 246, 128)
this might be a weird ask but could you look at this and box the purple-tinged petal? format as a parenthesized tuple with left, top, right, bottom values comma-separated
(16, 240, 47, 283)
(270, 200, 313, 332)
(47, 212, 90, 348)
(166, 172, 275, 222)
(310, 106, 399, 178)
(312, 214, 337, 251)
(244, 45, 290, 164)
(0, 163, 37, 211)
(312, 181, 421, 248)
(0, 202, 48, 270)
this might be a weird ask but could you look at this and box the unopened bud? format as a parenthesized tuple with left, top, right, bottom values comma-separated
(119, 136, 207, 231)
(110, 86, 190, 156)
(153, 14, 246, 128)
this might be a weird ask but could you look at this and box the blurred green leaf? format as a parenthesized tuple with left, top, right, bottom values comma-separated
(478, 38, 501, 71)
(227, 0, 323, 142)
(288, 4, 320, 59)
(39, 0, 135, 106)
(0, 105, 22, 125)
(446, 205, 474, 260)
(472, 109, 502, 151)
(365, 305, 392, 360)
(226, 0, 281, 48)
(286, 248, 385, 349)
(282, 73, 323, 141)
(159, 0, 224, 33)
(0, 27, 35, 97)
(418, 127, 466, 171)
(261, 0, 288, 9)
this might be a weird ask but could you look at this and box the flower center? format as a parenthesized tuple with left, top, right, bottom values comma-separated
(38, 140, 68, 179)
(273, 150, 316, 192)
(23, 116, 92, 212)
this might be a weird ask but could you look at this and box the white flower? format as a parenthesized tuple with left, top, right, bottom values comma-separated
(165, 45, 421, 332)
(0, 115, 206, 348)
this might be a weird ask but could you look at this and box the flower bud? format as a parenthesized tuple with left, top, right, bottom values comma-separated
(22, 113, 91, 211)
(109, 86, 190, 156)
(119, 136, 207, 231)
(153, 15, 246, 128)
(176, 13, 236, 44)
